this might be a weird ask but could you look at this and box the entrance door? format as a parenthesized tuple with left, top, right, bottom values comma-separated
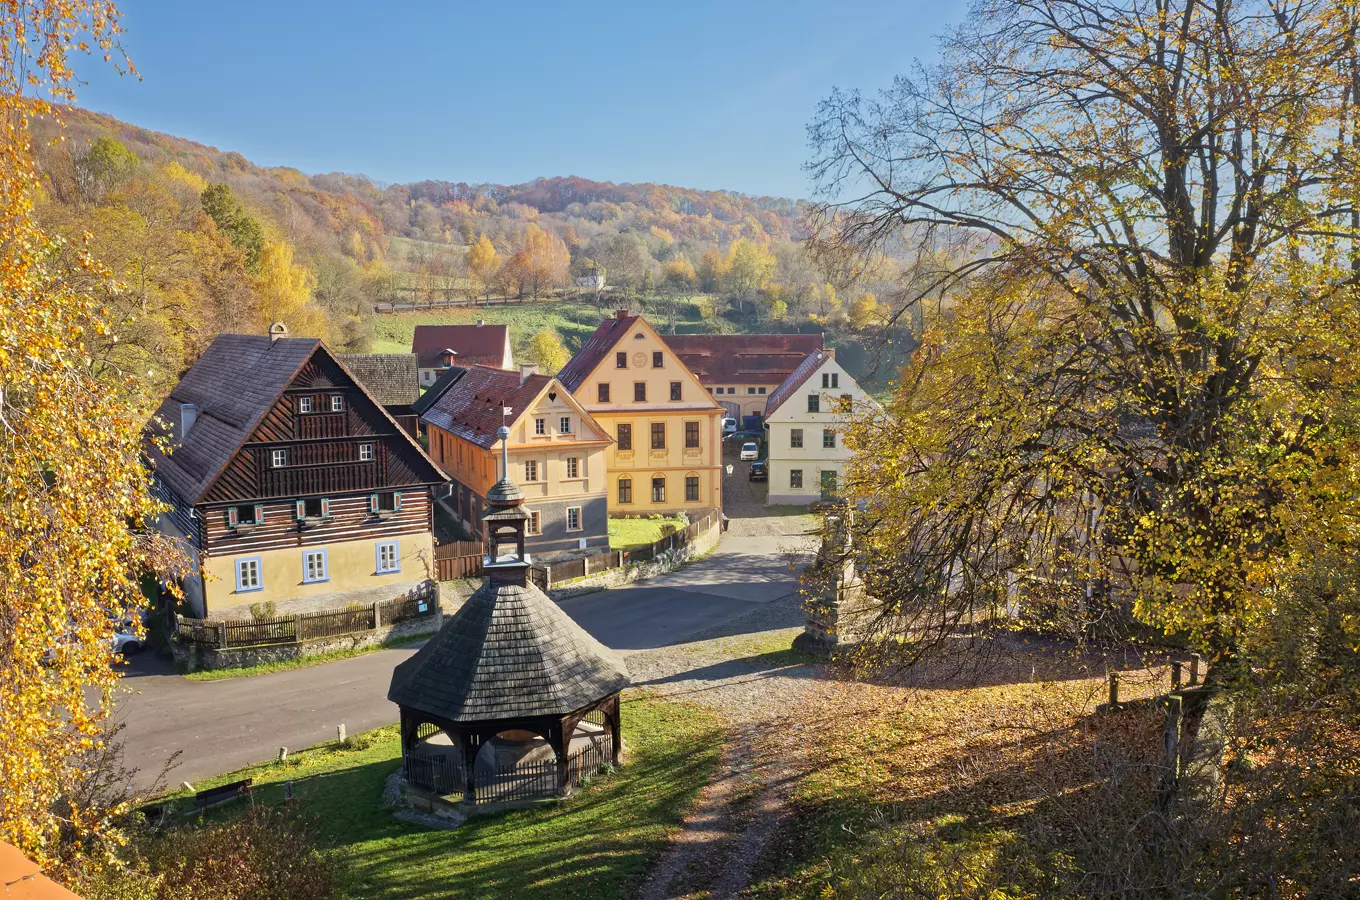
(820, 470, 839, 501)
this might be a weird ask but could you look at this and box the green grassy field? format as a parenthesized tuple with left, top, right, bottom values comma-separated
(608, 516, 688, 551)
(166, 698, 724, 900)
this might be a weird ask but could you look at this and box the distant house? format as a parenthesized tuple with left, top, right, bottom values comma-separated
(145, 327, 447, 618)
(421, 364, 613, 559)
(762, 348, 875, 505)
(338, 352, 421, 436)
(576, 272, 606, 291)
(558, 311, 725, 515)
(661, 334, 824, 426)
(412, 322, 513, 386)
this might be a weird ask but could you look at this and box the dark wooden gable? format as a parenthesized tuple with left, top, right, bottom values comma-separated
(202, 346, 443, 505)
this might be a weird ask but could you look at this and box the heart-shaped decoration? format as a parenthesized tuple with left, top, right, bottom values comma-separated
(548, 391, 557, 401)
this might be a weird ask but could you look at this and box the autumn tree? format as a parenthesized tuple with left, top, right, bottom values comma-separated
(813, 0, 1360, 672)
(519, 223, 569, 299)
(73, 136, 138, 204)
(465, 233, 498, 299)
(253, 241, 319, 334)
(722, 237, 776, 315)
(529, 329, 570, 373)
(200, 183, 264, 274)
(0, 0, 180, 871)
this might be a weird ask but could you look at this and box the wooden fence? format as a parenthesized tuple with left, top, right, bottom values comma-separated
(176, 582, 438, 649)
(528, 510, 718, 590)
(434, 540, 484, 581)
(403, 731, 615, 804)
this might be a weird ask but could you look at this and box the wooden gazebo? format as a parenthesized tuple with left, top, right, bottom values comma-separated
(388, 427, 630, 811)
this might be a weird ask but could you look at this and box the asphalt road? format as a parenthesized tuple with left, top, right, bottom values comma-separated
(115, 451, 814, 788)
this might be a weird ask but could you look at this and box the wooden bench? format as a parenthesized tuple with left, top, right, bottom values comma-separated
(193, 778, 252, 810)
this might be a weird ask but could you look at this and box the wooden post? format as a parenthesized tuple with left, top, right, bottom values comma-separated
(217, 621, 228, 649)
(1108, 671, 1120, 709)
(277, 747, 288, 763)
(293, 613, 303, 643)
(372, 600, 382, 629)
(1171, 660, 1183, 690)
(1158, 694, 1183, 807)
(1189, 656, 1201, 685)
(337, 724, 347, 746)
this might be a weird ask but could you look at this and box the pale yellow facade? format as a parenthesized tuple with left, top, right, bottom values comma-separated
(706, 382, 776, 420)
(204, 532, 434, 615)
(568, 316, 725, 514)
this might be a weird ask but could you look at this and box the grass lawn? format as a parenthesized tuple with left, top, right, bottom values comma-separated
(608, 516, 687, 551)
(166, 697, 724, 900)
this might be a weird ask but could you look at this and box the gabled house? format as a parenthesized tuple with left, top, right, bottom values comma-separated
(558, 311, 725, 515)
(421, 364, 613, 559)
(412, 322, 513, 386)
(763, 348, 875, 505)
(146, 327, 447, 618)
(662, 333, 824, 426)
(338, 352, 421, 437)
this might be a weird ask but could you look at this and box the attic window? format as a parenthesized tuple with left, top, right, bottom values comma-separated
(369, 491, 403, 514)
(331, 395, 344, 412)
(359, 443, 374, 462)
(296, 497, 332, 520)
(271, 449, 287, 467)
(299, 397, 313, 413)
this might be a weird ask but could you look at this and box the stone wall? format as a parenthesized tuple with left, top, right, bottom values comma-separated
(171, 611, 441, 672)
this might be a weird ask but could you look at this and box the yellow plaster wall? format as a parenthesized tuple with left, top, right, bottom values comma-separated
(203, 531, 433, 615)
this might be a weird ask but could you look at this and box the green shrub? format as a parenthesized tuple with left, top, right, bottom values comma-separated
(248, 601, 276, 621)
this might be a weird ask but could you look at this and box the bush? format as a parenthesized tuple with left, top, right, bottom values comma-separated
(78, 805, 340, 900)
(248, 601, 276, 621)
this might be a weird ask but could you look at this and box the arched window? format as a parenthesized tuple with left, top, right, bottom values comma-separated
(684, 472, 700, 502)
(617, 476, 632, 504)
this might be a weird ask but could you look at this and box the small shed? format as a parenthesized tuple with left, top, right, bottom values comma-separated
(388, 427, 629, 811)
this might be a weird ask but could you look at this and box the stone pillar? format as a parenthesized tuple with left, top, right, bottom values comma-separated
(793, 507, 872, 656)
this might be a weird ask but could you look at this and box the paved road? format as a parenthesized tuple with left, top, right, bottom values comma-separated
(115, 452, 814, 787)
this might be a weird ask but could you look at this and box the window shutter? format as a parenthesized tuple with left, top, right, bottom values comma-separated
(370, 493, 379, 513)
(254, 504, 265, 523)
(296, 500, 306, 520)
(393, 492, 403, 511)
(320, 497, 331, 518)
(226, 507, 238, 527)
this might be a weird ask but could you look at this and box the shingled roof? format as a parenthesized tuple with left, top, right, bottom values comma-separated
(337, 353, 419, 407)
(146, 334, 320, 504)
(387, 578, 630, 722)
(411, 323, 512, 369)
(661, 333, 823, 385)
(763, 349, 832, 419)
(556, 311, 636, 392)
(419, 365, 556, 449)
(410, 364, 468, 417)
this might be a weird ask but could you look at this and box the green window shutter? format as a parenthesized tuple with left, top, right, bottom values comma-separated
(393, 492, 403, 511)
(295, 500, 306, 520)
(320, 497, 331, 518)
(369, 493, 379, 513)
(226, 507, 238, 527)
(254, 504, 265, 523)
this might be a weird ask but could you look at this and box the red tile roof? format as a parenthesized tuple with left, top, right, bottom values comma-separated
(419, 365, 556, 449)
(763, 349, 832, 419)
(661, 334, 823, 385)
(411, 324, 511, 369)
(557, 312, 638, 392)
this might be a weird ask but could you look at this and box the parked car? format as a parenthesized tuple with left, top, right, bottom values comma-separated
(739, 441, 759, 461)
(722, 417, 738, 436)
(748, 460, 767, 482)
(43, 620, 145, 665)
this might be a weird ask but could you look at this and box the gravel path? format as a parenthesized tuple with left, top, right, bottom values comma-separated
(631, 595, 824, 900)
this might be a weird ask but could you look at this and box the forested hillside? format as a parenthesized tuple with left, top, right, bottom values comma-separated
(29, 108, 909, 398)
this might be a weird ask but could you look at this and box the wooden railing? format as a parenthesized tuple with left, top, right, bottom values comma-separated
(433, 540, 484, 581)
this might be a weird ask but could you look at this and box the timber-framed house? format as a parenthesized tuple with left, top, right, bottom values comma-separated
(145, 325, 448, 618)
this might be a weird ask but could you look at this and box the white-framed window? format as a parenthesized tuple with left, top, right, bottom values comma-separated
(566, 506, 582, 531)
(527, 510, 542, 535)
(822, 372, 840, 389)
(330, 395, 344, 412)
(790, 469, 804, 489)
(790, 428, 803, 448)
(271, 449, 287, 468)
(299, 396, 313, 413)
(359, 443, 374, 462)
(376, 540, 400, 574)
(535, 418, 546, 435)
(303, 549, 329, 584)
(566, 457, 579, 479)
(524, 460, 539, 482)
(560, 416, 571, 433)
(235, 557, 262, 593)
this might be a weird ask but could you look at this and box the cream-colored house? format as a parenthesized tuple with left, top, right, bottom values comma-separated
(558, 311, 725, 515)
(421, 365, 612, 559)
(763, 348, 875, 505)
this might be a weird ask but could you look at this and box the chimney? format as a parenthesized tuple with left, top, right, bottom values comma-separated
(823, 347, 836, 361)
(615, 309, 630, 321)
(519, 363, 537, 385)
(180, 403, 197, 439)
(269, 322, 288, 344)
(438, 348, 457, 369)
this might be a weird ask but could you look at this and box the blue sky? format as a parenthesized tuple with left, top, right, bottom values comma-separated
(74, 1, 966, 200)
